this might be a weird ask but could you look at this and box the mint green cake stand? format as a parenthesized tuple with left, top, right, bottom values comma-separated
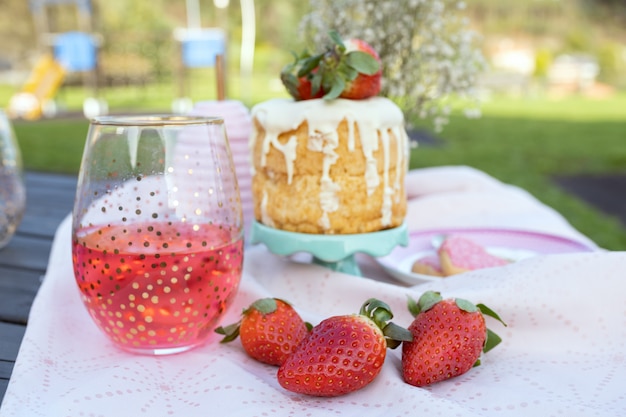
(249, 221, 409, 276)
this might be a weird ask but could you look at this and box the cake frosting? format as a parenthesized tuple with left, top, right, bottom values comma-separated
(250, 97, 409, 234)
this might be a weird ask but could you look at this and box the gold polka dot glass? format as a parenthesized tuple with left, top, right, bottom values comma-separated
(72, 115, 244, 355)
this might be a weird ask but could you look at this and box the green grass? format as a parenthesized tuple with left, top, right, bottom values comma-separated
(8, 90, 626, 251)
(12, 118, 89, 173)
(1, 68, 288, 114)
(410, 93, 626, 251)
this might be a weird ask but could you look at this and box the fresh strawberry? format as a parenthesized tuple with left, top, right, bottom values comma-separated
(277, 298, 412, 397)
(402, 291, 506, 387)
(280, 31, 381, 101)
(215, 298, 311, 366)
(295, 73, 325, 100)
(338, 38, 382, 100)
(281, 59, 326, 100)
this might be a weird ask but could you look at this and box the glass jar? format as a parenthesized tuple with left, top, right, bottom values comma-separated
(0, 110, 26, 249)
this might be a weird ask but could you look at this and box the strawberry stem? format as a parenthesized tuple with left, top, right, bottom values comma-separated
(280, 30, 380, 101)
(407, 291, 443, 317)
(215, 321, 241, 343)
(328, 30, 345, 49)
(477, 303, 507, 327)
(360, 298, 413, 349)
(248, 298, 278, 315)
(484, 328, 503, 353)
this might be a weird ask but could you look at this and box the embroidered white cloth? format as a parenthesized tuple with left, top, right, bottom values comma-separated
(2, 166, 625, 417)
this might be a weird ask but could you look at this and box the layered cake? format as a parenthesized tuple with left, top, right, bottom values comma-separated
(250, 97, 409, 234)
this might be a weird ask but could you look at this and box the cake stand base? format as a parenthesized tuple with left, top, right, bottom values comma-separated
(249, 221, 409, 276)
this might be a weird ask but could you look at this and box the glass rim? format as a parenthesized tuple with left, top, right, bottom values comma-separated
(90, 114, 224, 126)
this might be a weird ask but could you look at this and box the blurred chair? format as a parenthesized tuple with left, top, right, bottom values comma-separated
(53, 31, 107, 118)
(172, 28, 227, 113)
(54, 31, 98, 72)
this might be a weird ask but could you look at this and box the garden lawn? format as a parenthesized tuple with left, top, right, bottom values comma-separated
(410, 93, 626, 251)
(13, 118, 89, 173)
(10, 93, 626, 251)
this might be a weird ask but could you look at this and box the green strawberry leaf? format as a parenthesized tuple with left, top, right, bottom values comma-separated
(215, 321, 241, 343)
(320, 67, 335, 90)
(407, 295, 421, 317)
(417, 291, 442, 313)
(328, 30, 345, 49)
(382, 322, 414, 349)
(360, 299, 412, 349)
(484, 328, 502, 353)
(280, 72, 300, 99)
(373, 307, 393, 324)
(455, 298, 478, 313)
(251, 298, 278, 315)
(311, 73, 322, 96)
(338, 64, 358, 82)
(477, 303, 507, 327)
(296, 54, 323, 78)
(323, 77, 345, 100)
(361, 298, 393, 324)
(473, 357, 482, 367)
(345, 51, 380, 75)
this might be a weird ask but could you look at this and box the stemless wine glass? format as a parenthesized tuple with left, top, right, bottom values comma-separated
(0, 110, 26, 250)
(72, 115, 244, 355)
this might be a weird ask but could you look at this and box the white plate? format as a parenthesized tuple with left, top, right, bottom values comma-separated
(377, 228, 596, 285)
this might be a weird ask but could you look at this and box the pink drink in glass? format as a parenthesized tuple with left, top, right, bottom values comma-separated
(73, 221, 243, 354)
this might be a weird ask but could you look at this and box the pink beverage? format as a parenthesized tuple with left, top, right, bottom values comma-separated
(72, 221, 243, 354)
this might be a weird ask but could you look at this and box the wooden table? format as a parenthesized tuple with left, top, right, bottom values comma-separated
(0, 172, 77, 403)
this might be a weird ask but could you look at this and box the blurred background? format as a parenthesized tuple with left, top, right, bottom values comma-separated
(1, 0, 624, 113)
(0, 0, 625, 249)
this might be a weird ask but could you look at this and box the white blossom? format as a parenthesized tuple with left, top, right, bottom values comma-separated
(299, 0, 485, 128)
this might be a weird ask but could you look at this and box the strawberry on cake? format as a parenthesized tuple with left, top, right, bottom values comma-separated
(250, 32, 409, 234)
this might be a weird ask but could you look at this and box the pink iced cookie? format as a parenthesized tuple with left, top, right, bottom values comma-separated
(438, 235, 509, 276)
(411, 254, 444, 277)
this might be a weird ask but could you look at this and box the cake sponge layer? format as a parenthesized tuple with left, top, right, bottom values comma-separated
(250, 97, 409, 234)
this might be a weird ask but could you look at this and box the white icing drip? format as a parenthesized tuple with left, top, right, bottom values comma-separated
(254, 107, 301, 184)
(392, 126, 405, 201)
(318, 132, 341, 229)
(250, 97, 406, 230)
(260, 130, 272, 168)
(307, 132, 325, 152)
(260, 191, 275, 227)
(283, 135, 298, 184)
(263, 134, 298, 184)
(379, 128, 392, 226)
(319, 212, 330, 230)
(360, 122, 380, 196)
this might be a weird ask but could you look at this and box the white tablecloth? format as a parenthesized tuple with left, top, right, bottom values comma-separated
(2, 166, 625, 417)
